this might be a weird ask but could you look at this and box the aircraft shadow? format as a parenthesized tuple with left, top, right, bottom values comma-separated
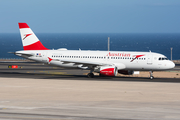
(0, 71, 180, 83)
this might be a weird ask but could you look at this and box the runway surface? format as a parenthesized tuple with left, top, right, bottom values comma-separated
(0, 62, 180, 120)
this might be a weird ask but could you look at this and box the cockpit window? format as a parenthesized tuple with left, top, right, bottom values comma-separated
(158, 57, 168, 61)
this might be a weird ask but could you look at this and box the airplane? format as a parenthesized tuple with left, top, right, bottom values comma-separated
(14, 23, 175, 79)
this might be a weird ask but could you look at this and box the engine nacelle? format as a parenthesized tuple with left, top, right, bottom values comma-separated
(118, 70, 134, 75)
(99, 66, 118, 76)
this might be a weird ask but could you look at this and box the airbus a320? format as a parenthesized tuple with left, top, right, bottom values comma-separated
(14, 23, 175, 79)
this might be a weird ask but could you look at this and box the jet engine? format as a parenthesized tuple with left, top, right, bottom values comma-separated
(118, 70, 134, 75)
(95, 66, 118, 76)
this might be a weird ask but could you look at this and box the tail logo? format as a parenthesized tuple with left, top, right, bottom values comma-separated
(23, 33, 32, 40)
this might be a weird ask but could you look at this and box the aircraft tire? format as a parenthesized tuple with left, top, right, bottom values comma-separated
(87, 73, 94, 78)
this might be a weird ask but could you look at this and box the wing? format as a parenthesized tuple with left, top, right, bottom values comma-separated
(50, 58, 110, 69)
(60, 59, 107, 66)
(49, 58, 126, 70)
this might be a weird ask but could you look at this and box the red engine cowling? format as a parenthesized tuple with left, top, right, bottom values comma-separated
(100, 66, 117, 76)
(118, 70, 134, 75)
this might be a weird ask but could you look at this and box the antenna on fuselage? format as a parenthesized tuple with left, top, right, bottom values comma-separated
(108, 37, 110, 51)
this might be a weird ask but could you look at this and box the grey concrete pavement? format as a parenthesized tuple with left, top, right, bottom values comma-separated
(0, 62, 180, 120)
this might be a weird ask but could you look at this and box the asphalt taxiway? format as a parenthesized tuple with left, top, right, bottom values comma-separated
(0, 62, 180, 82)
(0, 62, 180, 120)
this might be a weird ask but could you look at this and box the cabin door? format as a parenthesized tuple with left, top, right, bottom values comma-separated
(147, 54, 153, 64)
(42, 52, 47, 63)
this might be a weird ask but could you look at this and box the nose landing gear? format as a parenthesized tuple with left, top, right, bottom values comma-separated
(149, 71, 154, 79)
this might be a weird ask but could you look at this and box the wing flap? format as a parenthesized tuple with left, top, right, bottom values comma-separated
(59, 59, 106, 66)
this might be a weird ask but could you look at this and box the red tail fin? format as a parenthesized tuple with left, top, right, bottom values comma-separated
(18, 23, 49, 50)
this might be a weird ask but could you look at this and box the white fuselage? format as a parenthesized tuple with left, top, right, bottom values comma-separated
(15, 49, 175, 71)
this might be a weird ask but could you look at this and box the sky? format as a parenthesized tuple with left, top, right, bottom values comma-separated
(0, 0, 180, 33)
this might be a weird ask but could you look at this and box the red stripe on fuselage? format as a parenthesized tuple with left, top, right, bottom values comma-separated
(23, 41, 49, 50)
(18, 23, 30, 29)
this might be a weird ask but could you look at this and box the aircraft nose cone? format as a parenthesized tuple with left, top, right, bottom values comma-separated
(169, 61, 175, 69)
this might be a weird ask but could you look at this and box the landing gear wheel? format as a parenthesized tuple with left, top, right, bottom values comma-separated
(149, 71, 154, 80)
(87, 73, 94, 78)
(150, 76, 154, 80)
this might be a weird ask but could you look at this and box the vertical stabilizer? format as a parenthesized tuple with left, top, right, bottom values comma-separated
(18, 23, 48, 50)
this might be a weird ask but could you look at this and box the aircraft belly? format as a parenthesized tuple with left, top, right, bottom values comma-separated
(126, 62, 156, 70)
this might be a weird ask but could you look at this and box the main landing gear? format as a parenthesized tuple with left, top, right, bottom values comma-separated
(87, 73, 94, 78)
(149, 71, 154, 80)
(87, 70, 94, 78)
